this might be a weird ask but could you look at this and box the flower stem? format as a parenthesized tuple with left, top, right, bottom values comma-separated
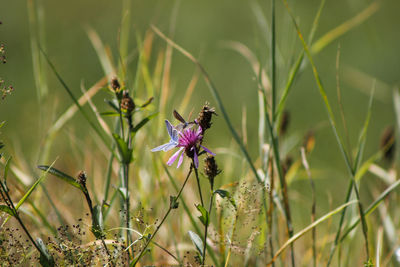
(202, 188, 214, 265)
(193, 160, 204, 206)
(132, 164, 194, 266)
(0, 183, 41, 254)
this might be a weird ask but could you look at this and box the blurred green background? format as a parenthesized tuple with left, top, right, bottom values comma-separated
(1, 0, 399, 217)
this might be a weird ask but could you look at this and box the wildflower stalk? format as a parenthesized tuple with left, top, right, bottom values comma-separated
(133, 164, 194, 266)
(267, 157, 275, 267)
(202, 184, 214, 265)
(0, 182, 42, 257)
(78, 172, 114, 267)
(193, 160, 205, 206)
(123, 113, 134, 257)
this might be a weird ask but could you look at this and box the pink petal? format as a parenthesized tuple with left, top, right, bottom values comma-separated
(196, 126, 203, 135)
(193, 149, 199, 169)
(177, 150, 185, 168)
(167, 147, 184, 166)
(201, 145, 215, 156)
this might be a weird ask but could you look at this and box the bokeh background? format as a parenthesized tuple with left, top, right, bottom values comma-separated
(1, 0, 400, 264)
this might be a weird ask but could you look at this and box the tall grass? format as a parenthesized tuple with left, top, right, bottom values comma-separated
(0, 0, 399, 266)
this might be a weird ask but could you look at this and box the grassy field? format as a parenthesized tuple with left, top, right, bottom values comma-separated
(1, 0, 400, 266)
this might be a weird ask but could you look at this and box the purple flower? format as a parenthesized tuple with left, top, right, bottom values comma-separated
(152, 120, 215, 169)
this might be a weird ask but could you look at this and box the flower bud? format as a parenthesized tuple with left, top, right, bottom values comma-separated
(110, 77, 120, 91)
(197, 102, 216, 131)
(120, 91, 135, 114)
(77, 171, 87, 187)
(204, 155, 221, 187)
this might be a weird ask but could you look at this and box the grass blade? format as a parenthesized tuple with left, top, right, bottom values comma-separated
(40, 49, 113, 152)
(267, 200, 357, 265)
(151, 25, 262, 184)
(282, 1, 371, 261)
(37, 165, 83, 191)
(2, 160, 56, 226)
(311, 1, 380, 54)
(339, 179, 400, 243)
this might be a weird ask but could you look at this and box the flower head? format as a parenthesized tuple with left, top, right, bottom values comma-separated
(151, 119, 214, 169)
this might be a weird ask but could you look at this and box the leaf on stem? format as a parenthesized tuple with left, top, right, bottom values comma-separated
(112, 133, 133, 164)
(195, 204, 210, 227)
(188, 230, 204, 257)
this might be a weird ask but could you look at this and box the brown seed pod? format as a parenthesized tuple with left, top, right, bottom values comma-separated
(197, 102, 216, 131)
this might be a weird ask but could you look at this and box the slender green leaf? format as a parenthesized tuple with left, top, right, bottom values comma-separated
(112, 133, 133, 164)
(40, 48, 112, 152)
(340, 179, 400, 242)
(2, 160, 57, 225)
(214, 189, 236, 209)
(100, 111, 121, 117)
(269, 200, 357, 264)
(132, 113, 158, 133)
(353, 85, 375, 172)
(188, 230, 204, 257)
(195, 204, 209, 227)
(3, 156, 11, 183)
(37, 165, 83, 191)
(0, 205, 14, 216)
(118, 187, 129, 200)
(37, 238, 55, 267)
(92, 205, 104, 239)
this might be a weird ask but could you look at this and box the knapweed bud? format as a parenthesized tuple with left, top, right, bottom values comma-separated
(120, 91, 135, 114)
(110, 77, 120, 91)
(204, 155, 221, 187)
(380, 126, 395, 162)
(77, 171, 87, 187)
(197, 102, 216, 131)
(279, 110, 290, 137)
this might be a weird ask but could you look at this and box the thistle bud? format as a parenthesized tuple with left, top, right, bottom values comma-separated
(110, 77, 120, 91)
(204, 155, 221, 188)
(197, 102, 217, 131)
(380, 126, 395, 163)
(120, 91, 135, 114)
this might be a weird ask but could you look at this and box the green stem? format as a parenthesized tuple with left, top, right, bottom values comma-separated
(202, 186, 214, 265)
(132, 164, 194, 266)
(271, 0, 276, 123)
(193, 161, 204, 206)
(0, 183, 41, 254)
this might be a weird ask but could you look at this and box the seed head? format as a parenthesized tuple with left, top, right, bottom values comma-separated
(120, 91, 135, 114)
(77, 171, 87, 187)
(197, 102, 216, 131)
(204, 155, 221, 187)
(110, 77, 120, 91)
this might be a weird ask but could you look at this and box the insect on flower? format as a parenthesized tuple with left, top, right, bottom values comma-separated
(151, 119, 215, 169)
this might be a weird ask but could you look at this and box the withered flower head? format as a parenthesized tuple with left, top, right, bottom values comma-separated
(120, 91, 135, 114)
(197, 102, 216, 131)
(110, 77, 120, 91)
(77, 171, 87, 187)
(380, 126, 395, 162)
(204, 155, 221, 187)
